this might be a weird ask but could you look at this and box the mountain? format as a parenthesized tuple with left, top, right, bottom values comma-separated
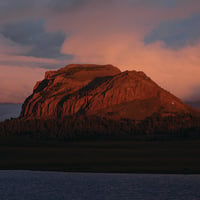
(185, 101, 200, 109)
(1, 64, 200, 139)
(20, 64, 199, 121)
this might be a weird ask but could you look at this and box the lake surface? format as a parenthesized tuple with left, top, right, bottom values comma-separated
(0, 104, 22, 121)
(0, 171, 200, 200)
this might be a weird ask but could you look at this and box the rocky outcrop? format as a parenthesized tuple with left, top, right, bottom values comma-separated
(21, 64, 199, 120)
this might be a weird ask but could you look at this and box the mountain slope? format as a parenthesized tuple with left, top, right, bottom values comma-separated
(20, 64, 199, 120)
(21, 64, 121, 118)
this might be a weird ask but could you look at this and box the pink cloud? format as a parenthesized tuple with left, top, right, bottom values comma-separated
(49, 1, 200, 100)
(0, 65, 46, 103)
(0, 35, 29, 54)
(61, 33, 200, 100)
(1, 0, 200, 102)
(0, 36, 68, 103)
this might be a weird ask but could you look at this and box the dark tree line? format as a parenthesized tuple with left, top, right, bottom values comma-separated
(0, 113, 200, 141)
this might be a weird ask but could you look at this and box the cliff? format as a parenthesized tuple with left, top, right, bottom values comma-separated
(20, 64, 199, 120)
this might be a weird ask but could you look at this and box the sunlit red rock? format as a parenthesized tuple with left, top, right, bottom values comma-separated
(21, 64, 199, 120)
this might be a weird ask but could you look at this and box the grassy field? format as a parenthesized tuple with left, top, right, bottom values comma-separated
(0, 137, 200, 174)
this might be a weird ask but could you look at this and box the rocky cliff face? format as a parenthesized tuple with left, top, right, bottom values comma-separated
(21, 64, 198, 120)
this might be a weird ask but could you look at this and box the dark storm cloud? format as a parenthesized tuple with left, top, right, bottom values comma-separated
(47, 0, 89, 12)
(144, 14, 200, 48)
(0, 0, 90, 15)
(0, 0, 43, 22)
(1, 19, 72, 59)
(47, 0, 114, 13)
(151, 0, 177, 8)
(0, 0, 93, 23)
(127, 0, 178, 8)
(0, 0, 37, 11)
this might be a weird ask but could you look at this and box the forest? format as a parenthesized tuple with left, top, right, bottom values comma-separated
(0, 113, 200, 141)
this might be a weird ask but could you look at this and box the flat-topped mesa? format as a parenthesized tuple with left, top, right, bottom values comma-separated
(20, 64, 121, 118)
(33, 64, 120, 92)
(20, 64, 198, 120)
(44, 64, 121, 79)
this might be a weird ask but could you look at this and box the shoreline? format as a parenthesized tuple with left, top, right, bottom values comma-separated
(0, 169, 198, 175)
(0, 169, 199, 175)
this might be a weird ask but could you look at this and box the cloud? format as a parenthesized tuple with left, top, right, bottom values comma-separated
(0, 32, 69, 69)
(0, 54, 68, 69)
(144, 14, 200, 48)
(1, 19, 71, 59)
(61, 32, 200, 100)
(0, 34, 29, 55)
(0, 0, 43, 24)
(56, 1, 200, 100)
(0, 65, 46, 103)
(0, 0, 200, 102)
(0, 0, 200, 25)
(47, 0, 90, 12)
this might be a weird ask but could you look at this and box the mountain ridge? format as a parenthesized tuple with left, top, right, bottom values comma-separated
(20, 64, 199, 120)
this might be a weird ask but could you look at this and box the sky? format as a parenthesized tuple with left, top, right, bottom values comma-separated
(0, 0, 200, 103)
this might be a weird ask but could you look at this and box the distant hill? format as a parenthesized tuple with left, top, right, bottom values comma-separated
(185, 101, 200, 109)
(0, 103, 22, 121)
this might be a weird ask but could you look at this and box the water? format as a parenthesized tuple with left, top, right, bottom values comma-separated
(0, 104, 22, 121)
(0, 171, 200, 200)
